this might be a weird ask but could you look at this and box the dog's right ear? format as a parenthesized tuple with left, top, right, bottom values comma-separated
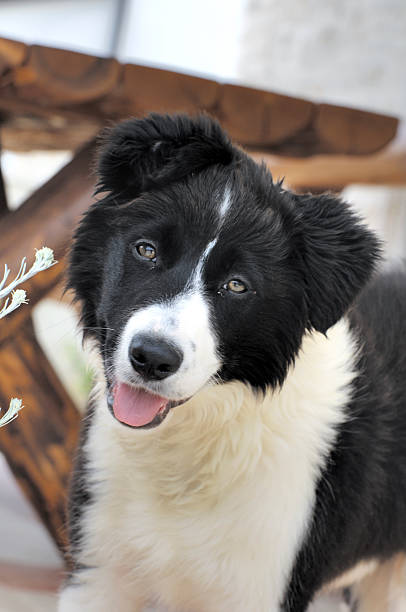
(97, 113, 235, 199)
(293, 192, 382, 334)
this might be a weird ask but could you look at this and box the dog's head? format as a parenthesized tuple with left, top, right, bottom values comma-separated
(69, 113, 380, 429)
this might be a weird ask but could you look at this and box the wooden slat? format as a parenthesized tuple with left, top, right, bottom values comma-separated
(2, 114, 100, 152)
(0, 318, 80, 551)
(0, 37, 399, 155)
(0, 37, 27, 76)
(251, 137, 406, 191)
(0, 96, 102, 151)
(100, 62, 219, 117)
(0, 140, 7, 215)
(316, 104, 399, 154)
(13, 44, 121, 105)
(217, 84, 313, 146)
(0, 141, 96, 343)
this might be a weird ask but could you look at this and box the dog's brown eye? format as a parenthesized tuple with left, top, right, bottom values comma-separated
(225, 279, 247, 293)
(136, 243, 156, 261)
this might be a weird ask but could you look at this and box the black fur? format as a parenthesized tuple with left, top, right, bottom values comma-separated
(97, 113, 235, 199)
(69, 114, 380, 390)
(67, 113, 406, 611)
(285, 268, 406, 610)
(294, 192, 381, 334)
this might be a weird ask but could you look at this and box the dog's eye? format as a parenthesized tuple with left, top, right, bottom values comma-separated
(224, 279, 247, 294)
(135, 242, 157, 262)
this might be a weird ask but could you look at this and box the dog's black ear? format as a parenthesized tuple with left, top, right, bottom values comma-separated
(97, 113, 235, 199)
(294, 193, 382, 333)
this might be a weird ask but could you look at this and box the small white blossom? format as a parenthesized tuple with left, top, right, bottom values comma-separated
(0, 289, 28, 319)
(33, 247, 57, 273)
(0, 264, 10, 292)
(0, 398, 23, 427)
(0, 247, 57, 425)
(0, 247, 57, 300)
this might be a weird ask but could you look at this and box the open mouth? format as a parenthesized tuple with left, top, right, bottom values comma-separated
(107, 382, 185, 429)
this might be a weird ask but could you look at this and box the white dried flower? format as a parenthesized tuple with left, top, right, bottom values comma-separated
(0, 247, 57, 301)
(0, 289, 28, 319)
(0, 398, 23, 427)
(33, 247, 57, 273)
(0, 247, 57, 425)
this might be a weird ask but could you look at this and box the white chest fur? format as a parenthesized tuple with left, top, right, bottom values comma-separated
(79, 320, 357, 612)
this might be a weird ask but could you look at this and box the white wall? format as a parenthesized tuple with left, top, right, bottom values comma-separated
(239, 0, 406, 118)
(238, 0, 406, 259)
(117, 0, 247, 80)
(0, 0, 247, 81)
(0, 0, 116, 56)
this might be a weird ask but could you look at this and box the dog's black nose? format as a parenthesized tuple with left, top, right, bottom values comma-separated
(129, 336, 183, 381)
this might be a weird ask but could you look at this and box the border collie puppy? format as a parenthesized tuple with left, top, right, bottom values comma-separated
(59, 114, 406, 612)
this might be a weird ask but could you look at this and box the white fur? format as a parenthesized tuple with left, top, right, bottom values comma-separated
(191, 238, 218, 286)
(218, 186, 232, 220)
(113, 187, 236, 403)
(114, 289, 220, 401)
(59, 319, 358, 612)
(191, 186, 232, 288)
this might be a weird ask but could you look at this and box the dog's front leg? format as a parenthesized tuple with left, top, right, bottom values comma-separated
(58, 567, 145, 612)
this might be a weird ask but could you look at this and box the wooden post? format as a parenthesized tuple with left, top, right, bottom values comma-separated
(0, 140, 96, 342)
(0, 318, 80, 551)
(0, 135, 8, 216)
(0, 142, 97, 551)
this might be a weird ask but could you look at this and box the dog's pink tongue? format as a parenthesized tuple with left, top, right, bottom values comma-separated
(113, 383, 167, 427)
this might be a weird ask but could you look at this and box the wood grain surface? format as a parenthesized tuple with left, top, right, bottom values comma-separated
(0, 144, 96, 549)
(0, 141, 7, 215)
(0, 36, 399, 155)
(251, 144, 406, 191)
(0, 319, 80, 551)
(0, 141, 96, 342)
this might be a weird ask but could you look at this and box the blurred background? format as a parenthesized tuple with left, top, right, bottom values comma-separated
(0, 1, 405, 610)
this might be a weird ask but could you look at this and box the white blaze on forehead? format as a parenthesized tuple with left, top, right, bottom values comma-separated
(191, 186, 233, 287)
(192, 238, 218, 286)
(115, 290, 220, 400)
(114, 186, 233, 399)
(219, 186, 232, 220)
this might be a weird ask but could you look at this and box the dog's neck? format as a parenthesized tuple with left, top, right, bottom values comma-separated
(90, 319, 356, 505)
(82, 318, 358, 610)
